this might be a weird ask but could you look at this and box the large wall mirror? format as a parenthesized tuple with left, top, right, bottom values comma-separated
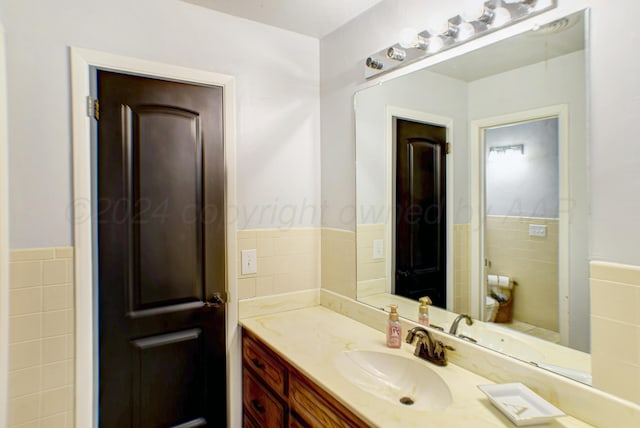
(355, 9, 590, 385)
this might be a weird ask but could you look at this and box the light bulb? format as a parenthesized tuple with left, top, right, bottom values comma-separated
(427, 36, 444, 54)
(461, 0, 486, 22)
(490, 7, 511, 27)
(399, 28, 418, 48)
(426, 14, 449, 36)
(456, 22, 475, 41)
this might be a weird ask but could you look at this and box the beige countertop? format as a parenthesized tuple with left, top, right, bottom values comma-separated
(240, 305, 593, 428)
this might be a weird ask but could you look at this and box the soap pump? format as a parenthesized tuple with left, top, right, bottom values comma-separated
(386, 304, 402, 348)
(418, 296, 432, 326)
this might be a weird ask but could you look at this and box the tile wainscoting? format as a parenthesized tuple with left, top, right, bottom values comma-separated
(8, 247, 75, 428)
(236, 228, 321, 299)
(590, 261, 640, 404)
(6, 235, 640, 427)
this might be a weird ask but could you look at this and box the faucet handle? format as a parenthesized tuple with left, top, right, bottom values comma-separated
(431, 341, 450, 365)
(441, 342, 455, 351)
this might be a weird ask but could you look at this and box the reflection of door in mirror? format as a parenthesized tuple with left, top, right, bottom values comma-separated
(394, 118, 447, 306)
(356, 105, 454, 311)
(482, 117, 562, 343)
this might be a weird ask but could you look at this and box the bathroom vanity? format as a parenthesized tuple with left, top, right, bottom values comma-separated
(242, 328, 368, 427)
(240, 301, 595, 427)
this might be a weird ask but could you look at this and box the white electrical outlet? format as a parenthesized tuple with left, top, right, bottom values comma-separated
(241, 249, 257, 274)
(528, 224, 547, 237)
(373, 239, 384, 260)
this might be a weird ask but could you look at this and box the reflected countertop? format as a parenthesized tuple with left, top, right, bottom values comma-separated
(240, 305, 593, 428)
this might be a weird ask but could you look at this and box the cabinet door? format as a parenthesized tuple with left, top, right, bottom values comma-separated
(244, 412, 260, 428)
(243, 369, 286, 428)
(289, 372, 369, 428)
(289, 412, 309, 428)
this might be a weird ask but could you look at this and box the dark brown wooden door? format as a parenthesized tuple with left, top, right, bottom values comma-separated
(395, 118, 447, 306)
(97, 70, 226, 428)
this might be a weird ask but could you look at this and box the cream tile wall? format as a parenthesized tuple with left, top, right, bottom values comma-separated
(453, 224, 471, 314)
(485, 216, 559, 330)
(355, 224, 385, 298)
(8, 247, 74, 428)
(320, 228, 356, 299)
(237, 228, 321, 300)
(590, 261, 640, 404)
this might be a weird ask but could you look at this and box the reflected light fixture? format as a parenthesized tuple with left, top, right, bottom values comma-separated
(488, 144, 525, 156)
(364, 0, 557, 79)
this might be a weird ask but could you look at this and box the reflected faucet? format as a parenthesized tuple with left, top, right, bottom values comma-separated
(449, 314, 473, 335)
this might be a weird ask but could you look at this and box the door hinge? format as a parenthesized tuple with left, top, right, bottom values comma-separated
(446, 142, 452, 154)
(86, 96, 99, 120)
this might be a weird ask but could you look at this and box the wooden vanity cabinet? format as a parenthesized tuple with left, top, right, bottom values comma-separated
(242, 328, 370, 428)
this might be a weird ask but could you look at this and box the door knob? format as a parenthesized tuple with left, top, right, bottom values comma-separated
(204, 292, 226, 308)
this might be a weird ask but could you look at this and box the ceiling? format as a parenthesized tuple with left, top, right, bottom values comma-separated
(182, 0, 386, 38)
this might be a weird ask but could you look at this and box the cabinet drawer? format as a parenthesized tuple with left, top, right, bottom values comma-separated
(289, 371, 369, 428)
(243, 334, 287, 397)
(243, 369, 286, 428)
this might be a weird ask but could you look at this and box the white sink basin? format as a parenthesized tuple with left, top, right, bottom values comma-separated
(334, 350, 452, 411)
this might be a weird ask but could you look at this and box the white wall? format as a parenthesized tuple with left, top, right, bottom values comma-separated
(355, 68, 468, 224)
(0, 13, 10, 428)
(588, 1, 640, 266)
(485, 119, 560, 218)
(3, 0, 321, 249)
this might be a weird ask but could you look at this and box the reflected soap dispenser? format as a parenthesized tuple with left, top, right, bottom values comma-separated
(418, 296, 432, 326)
(386, 304, 402, 348)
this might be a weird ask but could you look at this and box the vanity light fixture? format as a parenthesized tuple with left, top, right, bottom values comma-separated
(387, 46, 407, 61)
(447, 19, 476, 42)
(427, 36, 444, 54)
(399, 28, 429, 50)
(364, 0, 557, 79)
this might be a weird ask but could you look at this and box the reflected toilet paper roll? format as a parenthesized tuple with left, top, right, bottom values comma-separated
(487, 274, 499, 287)
(497, 275, 512, 289)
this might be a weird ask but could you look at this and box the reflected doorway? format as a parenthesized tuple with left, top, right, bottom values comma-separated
(471, 105, 570, 346)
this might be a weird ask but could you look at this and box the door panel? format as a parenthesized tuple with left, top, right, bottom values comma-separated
(131, 105, 203, 309)
(98, 70, 226, 428)
(131, 329, 206, 428)
(395, 118, 447, 306)
(407, 140, 443, 270)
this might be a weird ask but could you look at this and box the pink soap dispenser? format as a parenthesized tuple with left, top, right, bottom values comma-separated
(386, 304, 402, 348)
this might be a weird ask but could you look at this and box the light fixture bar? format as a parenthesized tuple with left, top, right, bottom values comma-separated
(364, 0, 557, 79)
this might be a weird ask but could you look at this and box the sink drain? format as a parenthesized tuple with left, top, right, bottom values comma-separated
(399, 396, 415, 406)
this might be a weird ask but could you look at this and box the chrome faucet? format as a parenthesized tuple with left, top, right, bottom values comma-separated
(449, 314, 473, 335)
(405, 326, 453, 366)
